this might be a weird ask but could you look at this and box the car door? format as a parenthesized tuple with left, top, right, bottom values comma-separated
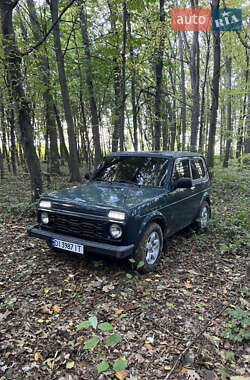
(189, 157, 210, 217)
(163, 158, 198, 234)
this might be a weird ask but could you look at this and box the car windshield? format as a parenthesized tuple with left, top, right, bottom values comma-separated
(93, 156, 169, 187)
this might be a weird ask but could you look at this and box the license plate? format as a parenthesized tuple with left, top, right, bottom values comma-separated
(52, 238, 84, 254)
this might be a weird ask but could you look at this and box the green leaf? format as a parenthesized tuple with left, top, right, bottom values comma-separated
(225, 351, 235, 361)
(83, 336, 99, 350)
(98, 322, 114, 331)
(66, 361, 75, 369)
(129, 258, 136, 263)
(89, 316, 98, 329)
(97, 361, 109, 374)
(230, 377, 250, 380)
(105, 334, 122, 347)
(137, 261, 144, 269)
(112, 358, 128, 372)
(126, 273, 132, 279)
(76, 320, 91, 330)
(68, 341, 75, 346)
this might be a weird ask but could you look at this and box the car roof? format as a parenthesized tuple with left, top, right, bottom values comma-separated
(106, 151, 203, 159)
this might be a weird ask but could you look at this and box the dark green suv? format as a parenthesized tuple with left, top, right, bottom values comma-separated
(27, 152, 211, 273)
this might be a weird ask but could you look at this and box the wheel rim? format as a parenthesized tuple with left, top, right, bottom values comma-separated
(201, 206, 208, 228)
(145, 231, 160, 265)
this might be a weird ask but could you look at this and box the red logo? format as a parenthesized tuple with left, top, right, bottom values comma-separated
(171, 9, 211, 31)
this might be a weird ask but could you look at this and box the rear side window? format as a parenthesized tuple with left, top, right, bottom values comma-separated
(172, 159, 191, 181)
(190, 158, 206, 179)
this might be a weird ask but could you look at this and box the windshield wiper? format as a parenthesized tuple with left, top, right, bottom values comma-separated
(115, 180, 139, 186)
(93, 178, 113, 184)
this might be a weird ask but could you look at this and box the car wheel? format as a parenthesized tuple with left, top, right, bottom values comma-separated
(195, 201, 210, 230)
(133, 223, 163, 273)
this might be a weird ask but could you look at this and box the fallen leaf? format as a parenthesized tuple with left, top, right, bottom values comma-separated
(40, 305, 53, 315)
(115, 309, 124, 315)
(66, 361, 75, 369)
(145, 343, 152, 350)
(184, 281, 192, 289)
(44, 288, 50, 294)
(115, 370, 127, 380)
(53, 305, 61, 313)
(34, 352, 43, 361)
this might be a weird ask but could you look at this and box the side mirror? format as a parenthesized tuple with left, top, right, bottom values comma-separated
(84, 172, 92, 180)
(172, 177, 192, 190)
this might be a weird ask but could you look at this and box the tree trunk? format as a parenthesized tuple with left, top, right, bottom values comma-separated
(111, 57, 121, 152)
(27, 0, 60, 174)
(73, 30, 90, 167)
(77, 0, 102, 164)
(128, 13, 138, 151)
(49, 0, 80, 181)
(0, 0, 43, 200)
(154, 0, 165, 150)
(207, 0, 221, 168)
(119, 0, 127, 151)
(244, 51, 250, 154)
(223, 56, 232, 168)
(179, 33, 186, 151)
(8, 107, 17, 175)
(199, 34, 210, 152)
(0, 147, 4, 180)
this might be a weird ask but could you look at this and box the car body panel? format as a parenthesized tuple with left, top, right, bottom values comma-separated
(27, 151, 211, 261)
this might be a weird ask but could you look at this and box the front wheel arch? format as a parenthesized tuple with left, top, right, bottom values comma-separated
(132, 222, 163, 273)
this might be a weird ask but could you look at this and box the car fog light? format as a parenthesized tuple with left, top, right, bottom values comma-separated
(41, 212, 49, 224)
(110, 223, 122, 239)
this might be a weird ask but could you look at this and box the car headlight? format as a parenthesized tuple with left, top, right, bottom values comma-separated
(108, 211, 125, 220)
(41, 212, 49, 224)
(110, 223, 122, 239)
(39, 200, 52, 209)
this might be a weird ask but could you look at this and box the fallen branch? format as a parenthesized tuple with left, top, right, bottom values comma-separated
(165, 303, 230, 380)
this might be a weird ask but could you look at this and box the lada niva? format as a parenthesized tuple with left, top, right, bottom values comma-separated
(27, 152, 211, 273)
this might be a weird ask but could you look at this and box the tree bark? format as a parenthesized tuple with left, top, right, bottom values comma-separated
(119, 0, 127, 151)
(223, 56, 232, 168)
(244, 51, 250, 154)
(77, 0, 102, 164)
(179, 33, 186, 151)
(128, 13, 138, 151)
(0, 0, 43, 200)
(27, 0, 60, 174)
(154, 0, 165, 151)
(199, 34, 210, 153)
(49, 0, 81, 181)
(207, 0, 221, 168)
(8, 107, 17, 175)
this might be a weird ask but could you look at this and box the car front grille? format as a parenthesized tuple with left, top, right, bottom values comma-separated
(49, 213, 107, 241)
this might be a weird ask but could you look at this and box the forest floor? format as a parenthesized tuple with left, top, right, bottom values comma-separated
(0, 161, 249, 380)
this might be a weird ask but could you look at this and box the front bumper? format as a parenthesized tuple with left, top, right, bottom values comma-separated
(27, 225, 134, 259)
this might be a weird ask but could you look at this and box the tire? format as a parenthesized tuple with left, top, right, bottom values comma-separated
(133, 223, 163, 273)
(195, 201, 211, 230)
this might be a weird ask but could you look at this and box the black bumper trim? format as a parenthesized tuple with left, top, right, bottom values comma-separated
(27, 225, 134, 259)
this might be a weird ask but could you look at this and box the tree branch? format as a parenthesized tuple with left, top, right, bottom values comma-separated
(21, 0, 76, 56)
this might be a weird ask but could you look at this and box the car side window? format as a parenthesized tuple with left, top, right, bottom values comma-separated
(190, 158, 206, 180)
(172, 159, 191, 181)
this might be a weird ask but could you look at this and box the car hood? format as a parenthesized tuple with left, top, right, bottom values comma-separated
(45, 181, 165, 213)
